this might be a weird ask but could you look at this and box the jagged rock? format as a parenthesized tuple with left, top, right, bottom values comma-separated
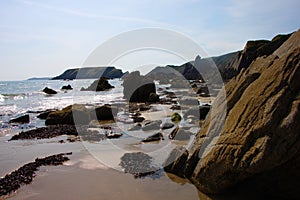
(61, 84, 73, 90)
(81, 77, 114, 91)
(142, 132, 164, 142)
(42, 87, 57, 95)
(9, 114, 29, 124)
(123, 71, 157, 102)
(164, 29, 300, 198)
(93, 104, 117, 121)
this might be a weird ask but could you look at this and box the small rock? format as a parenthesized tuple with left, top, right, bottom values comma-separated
(43, 87, 57, 95)
(171, 113, 182, 123)
(142, 120, 162, 131)
(142, 132, 164, 142)
(161, 122, 175, 129)
(61, 84, 73, 90)
(169, 127, 192, 140)
(9, 114, 30, 124)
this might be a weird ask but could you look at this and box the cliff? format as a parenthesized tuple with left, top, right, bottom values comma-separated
(164, 29, 300, 199)
(52, 66, 125, 80)
(148, 33, 291, 81)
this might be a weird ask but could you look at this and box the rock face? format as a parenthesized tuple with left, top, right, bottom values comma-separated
(165, 29, 300, 198)
(52, 66, 125, 80)
(81, 77, 114, 91)
(9, 114, 30, 123)
(123, 71, 157, 102)
(42, 87, 57, 95)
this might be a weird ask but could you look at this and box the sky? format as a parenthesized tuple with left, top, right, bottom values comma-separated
(0, 0, 299, 80)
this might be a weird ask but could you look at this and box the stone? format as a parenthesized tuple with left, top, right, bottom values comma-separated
(161, 122, 175, 129)
(61, 84, 73, 90)
(9, 114, 30, 124)
(81, 77, 114, 91)
(42, 87, 57, 95)
(123, 71, 157, 102)
(183, 106, 210, 120)
(142, 120, 162, 131)
(169, 127, 192, 141)
(142, 132, 164, 142)
(92, 104, 117, 121)
(148, 92, 159, 103)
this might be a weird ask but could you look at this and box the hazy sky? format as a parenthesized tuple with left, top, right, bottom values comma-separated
(0, 0, 299, 80)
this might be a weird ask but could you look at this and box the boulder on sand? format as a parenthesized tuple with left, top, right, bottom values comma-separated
(43, 87, 57, 95)
(92, 104, 117, 121)
(9, 114, 30, 124)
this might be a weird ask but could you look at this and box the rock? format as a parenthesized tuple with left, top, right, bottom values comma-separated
(119, 152, 158, 178)
(183, 106, 210, 120)
(61, 84, 73, 90)
(148, 92, 159, 103)
(132, 116, 145, 123)
(142, 132, 164, 142)
(179, 97, 199, 106)
(93, 104, 117, 121)
(161, 122, 175, 129)
(9, 125, 79, 140)
(164, 29, 300, 198)
(170, 105, 181, 110)
(37, 109, 58, 119)
(42, 87, 57, 95)
(171, 113, 182, 123)
(45, 104, 91, 125)
(169, 127, 192, 140)
(123, 71, 157, 102)
(164, 146, 189, 178)
(196, 86, 210, 97)
(9, 114, 30, 124)
(0, 153, 71, 197)
(81, 77, 114, 91)
(142, 120, 162, 131)
(128, 123, 142, 131)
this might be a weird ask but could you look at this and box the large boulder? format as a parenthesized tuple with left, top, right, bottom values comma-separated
(81, 77, 114, 91)
(123, 71, 157, 102)
(165, 29, 300, 198)
(92, 104, 117, 121)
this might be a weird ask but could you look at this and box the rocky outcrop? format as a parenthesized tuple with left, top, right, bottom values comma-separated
(52, 66, 125, 80)
(81, 77, 114, 91)
(164, 29, 300, 199)
(123, 71, 157, 102)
